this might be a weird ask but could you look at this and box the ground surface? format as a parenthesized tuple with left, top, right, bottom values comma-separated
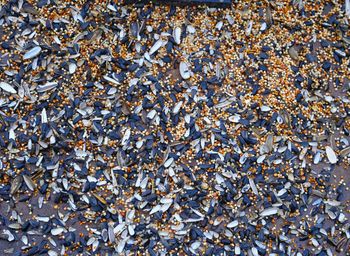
(0, 1, 349, 255)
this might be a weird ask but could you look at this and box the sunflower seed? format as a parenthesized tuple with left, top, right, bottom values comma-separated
(325, 146, 338, 164)
(149, 40, 163, 55)
(187, 25, 196, 33)
(23, 175, 36, 191)
(260, 207, 278, 217)
(10, 176, 23, 195)
(173, 27, 181, 44)
(51, 227, 65, 236)
(164, 157, 174, 168)
(0, 82, 16, 94)
(36, 82, 58, 92)
(179, 61, 191, 80)
(23, 46, 41, 59)
(227, 220, 239, 228)
(340, 146, 350, 157)
(173, 101, 183, 114)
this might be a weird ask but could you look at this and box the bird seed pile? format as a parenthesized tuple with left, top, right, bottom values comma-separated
(0, 0, 350, 255)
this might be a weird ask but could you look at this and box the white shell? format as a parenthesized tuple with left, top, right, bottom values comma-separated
(69, 63, 77, 74)
(121, 128, 131, 145)
(179, 61, 191, 80)
(0, 82, 16, 93)
(235, 246, 241, 255)
(149, 40, 163, 55)
(260, 207, 278, 217)
(147, 109, 157, 119)
(249, 178, 258, 195)
(246, 21, 253, 36)
(314, 151, 321, 164)
(172, 101, 183, 114)
(23, 46, 41, 59)
(37, 82, 58, 92)
(227, 220, 238, 228)
(150, 204, 161, 215)
(252, 247, 259, 256)
(23, 175, 36, 191)
(48, 250, 58, 256)
(191, 241, 201, 250)
(215, 21, 223, 30)
(325, 146, 338, 164)
(41, 108, 48, 123)
(103, 75, 120, 85)
(92, 240, 99, 252)
(260, 105, 271, 112)
(51, 227, 65, 236)
(164, 158, 174, 168)
(187, 25, 196, 34)
(173, 27, 181, 44)
(117, 239, 126, 253)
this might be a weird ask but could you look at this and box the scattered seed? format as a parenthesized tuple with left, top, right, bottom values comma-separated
(179, 61, 191, 79)
(326, 146, 338, 164)
(0, 82, 16, 94)
(23, 46, 41, 59)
